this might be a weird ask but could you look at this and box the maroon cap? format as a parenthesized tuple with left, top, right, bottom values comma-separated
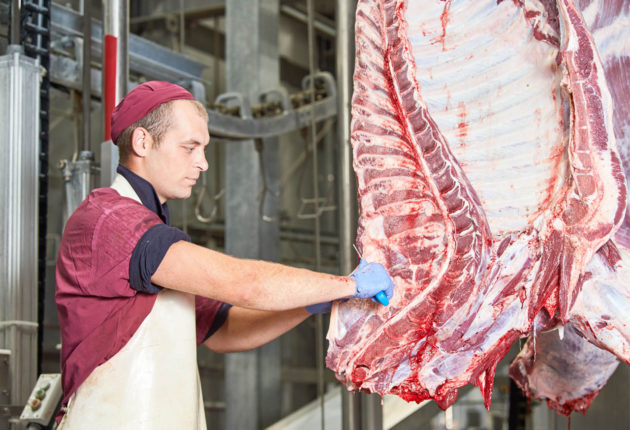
(110, 81, 195, 143)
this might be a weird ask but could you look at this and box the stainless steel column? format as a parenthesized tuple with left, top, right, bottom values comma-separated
(0, 45, 44, 423)
(101, 0, 128, 186)
(225, 1, 280, 429)
(9, 0, 20, 45)
(336, 1, 361, 429)
(336, 0, 357, 286)
(81, 0, 91, 152)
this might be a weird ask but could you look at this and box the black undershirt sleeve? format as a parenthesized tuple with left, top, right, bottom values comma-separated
(204, 303, 232, 341)
(129, 224, 190, 293)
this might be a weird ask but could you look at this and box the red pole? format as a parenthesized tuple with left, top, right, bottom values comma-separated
(103, 34, 118, 141)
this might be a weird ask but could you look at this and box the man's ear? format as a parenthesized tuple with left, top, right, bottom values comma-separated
(130, 127, 153, 157)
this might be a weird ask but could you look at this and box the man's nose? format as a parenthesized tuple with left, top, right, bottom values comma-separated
(196, 152, 209, 171)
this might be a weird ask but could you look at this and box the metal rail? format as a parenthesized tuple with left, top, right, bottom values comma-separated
(336, 0, 362, 429)
(81, 0, 91, 152)
(49, 46, 338, 140)
(207, 94, 337, 139)
(50, 3, 204, 83)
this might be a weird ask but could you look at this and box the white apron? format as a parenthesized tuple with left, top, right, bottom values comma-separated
(58, 174, 206, 429)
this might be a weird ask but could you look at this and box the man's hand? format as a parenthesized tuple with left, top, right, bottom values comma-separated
(350, 259, 394, 304)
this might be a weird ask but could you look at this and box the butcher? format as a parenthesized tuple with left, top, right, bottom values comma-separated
(54, 81, 395, 429)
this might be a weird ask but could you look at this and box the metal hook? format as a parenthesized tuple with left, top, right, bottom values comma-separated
(194, 172, 225, 224)
(255, 139, 281, 223)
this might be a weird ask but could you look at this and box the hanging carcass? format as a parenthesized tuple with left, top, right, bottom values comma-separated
(326, 0, 630, 414)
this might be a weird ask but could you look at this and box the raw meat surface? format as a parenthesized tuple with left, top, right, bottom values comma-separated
(510, 241, 630, 415)
(569, 242, 630, 365)
(326, 0, 628, 411)
(578, 0, 630, 248)
(509, 0, 630, 415)
(509, 322, 619, 416)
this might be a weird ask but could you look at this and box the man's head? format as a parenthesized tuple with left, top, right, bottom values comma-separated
(111, 81, 210, 203)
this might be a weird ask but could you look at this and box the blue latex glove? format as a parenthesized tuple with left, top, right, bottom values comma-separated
(306, 301, 333, 315)
(349, 259, 394, 305)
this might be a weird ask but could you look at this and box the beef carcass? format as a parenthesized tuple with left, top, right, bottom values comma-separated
(326, 0, 628, 411)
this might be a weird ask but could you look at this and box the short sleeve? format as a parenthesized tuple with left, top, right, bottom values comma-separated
(85, 197, 164, 298)
(195, 297, 232, 345)
(129, 224, 190, 293)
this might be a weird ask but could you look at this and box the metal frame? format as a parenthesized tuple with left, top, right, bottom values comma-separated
(50, 3, 204, 83)
(49, 55, 337, 141)
(48, 3, 339, 141)
(223, 1, 282, 429)
(208, 73, 337, 139)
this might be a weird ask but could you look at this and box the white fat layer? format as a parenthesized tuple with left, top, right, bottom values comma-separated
(569, 245, 630, 359)
(405, 0, 567, 236)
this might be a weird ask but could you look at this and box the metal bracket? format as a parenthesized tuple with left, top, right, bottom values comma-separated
(0, 405, 23, 418)
(0, 349, 10, 429)
(297, 197, 336, 220)
(258, 86, 292, 116)
(194, 179, 225, 224)
(189, 79, 207, 104)
(214, 92, 253, 119)
(207, 78, 337, 139)
(302, 71, 337, 99)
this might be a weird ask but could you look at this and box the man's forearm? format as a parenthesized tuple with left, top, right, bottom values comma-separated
(203, 306, 310, 353)
(152, 241, 356, 311)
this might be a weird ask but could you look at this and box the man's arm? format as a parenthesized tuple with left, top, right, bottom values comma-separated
(203, 306, 309, 353)
(152, 241, 356, 311)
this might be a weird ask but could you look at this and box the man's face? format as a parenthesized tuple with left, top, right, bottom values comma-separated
(144, 100, 210, 203)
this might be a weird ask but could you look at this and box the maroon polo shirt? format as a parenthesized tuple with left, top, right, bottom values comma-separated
(55, 166, 230, 418)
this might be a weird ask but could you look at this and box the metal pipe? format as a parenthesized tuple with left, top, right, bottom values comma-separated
(306, 1, 326, 429)
(10, 0, 20, 44)
(336, 1, 356, 277)
(9, 0, 21, 45)
(102, 0, 129, 140)
(178, 0, 185, 52)
(306, 3, 320, 273)
(280, 5, 336, 38)
(82, 0, 91, 151)
(336, 1, 361, 429)
(213, 15, 220, 100)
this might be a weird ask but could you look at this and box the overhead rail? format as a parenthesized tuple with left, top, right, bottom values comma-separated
(50, 3, 204, 83)
(47, 3, 338, 140)
(49, 49, 338, 140)
(207, 72, 337, 139)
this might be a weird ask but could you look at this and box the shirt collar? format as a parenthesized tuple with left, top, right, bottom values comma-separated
(116, 164, 170, 225)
